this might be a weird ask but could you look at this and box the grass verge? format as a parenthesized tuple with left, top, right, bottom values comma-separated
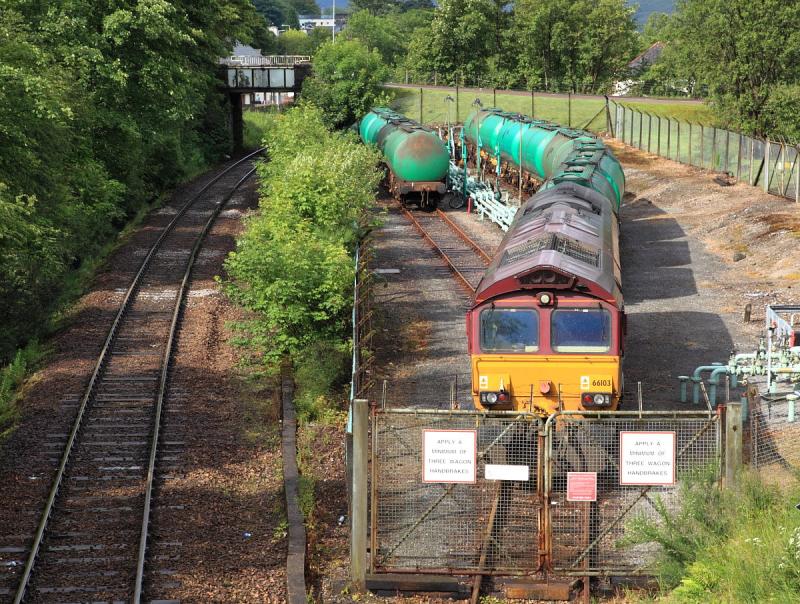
(623, 467, 800, 602)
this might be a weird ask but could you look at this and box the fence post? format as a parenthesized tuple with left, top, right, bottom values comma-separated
(419, 88, 423, 123)
(796, 146, 799, 203)
(736, 134, 743, 180)
(456, 84, 460, 123)
(749, 137, 755, 185)
(657, 116, 662, 156)
(568, 92, 572, 127)
(700, 124, 705, 168)
(646, 113, 652, 152)
(493, 87, 496, 107)
(724, 402, 743, 488)
(350, 398, 369, 590)
(676, 121, 681, 162)
(666, 117, 671, 157)
(531, 89, 535, 118)
(688, 122, 692, 166)
(764, 139, 770, 192)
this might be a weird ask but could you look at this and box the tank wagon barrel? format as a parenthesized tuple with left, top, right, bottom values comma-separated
(358, 108, 450, 210)
(463, 109, 624, 211)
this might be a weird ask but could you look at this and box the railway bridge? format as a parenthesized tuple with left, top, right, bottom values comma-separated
(219, 54, 312, 149)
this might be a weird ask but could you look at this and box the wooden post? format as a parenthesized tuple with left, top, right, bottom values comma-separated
(350, 398, 368, 590)
(724, 402, 743, 488)
(456, 85, 460, 124)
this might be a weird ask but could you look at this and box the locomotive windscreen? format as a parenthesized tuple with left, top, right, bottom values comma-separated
(480, 308, 539, 352)
(551, 308, 611, 352)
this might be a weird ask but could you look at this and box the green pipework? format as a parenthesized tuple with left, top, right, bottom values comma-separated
(463, 108, 624, 212)
(358, 108, 449, 184)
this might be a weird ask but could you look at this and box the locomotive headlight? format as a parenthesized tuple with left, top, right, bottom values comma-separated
(486, 392, 499, 404)
(592, 394, 610, 406)
(538, 292, 552, 305)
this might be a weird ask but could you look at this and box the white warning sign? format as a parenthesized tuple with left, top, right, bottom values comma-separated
(619, 431, 676, 486)
(423, 430, 477, 484)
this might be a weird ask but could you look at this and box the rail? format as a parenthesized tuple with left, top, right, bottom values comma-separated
(399, 204, 491, 294)
(13, 149, 264, 604)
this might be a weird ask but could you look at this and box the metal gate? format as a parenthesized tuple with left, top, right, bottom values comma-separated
(368, 408, 720, 576)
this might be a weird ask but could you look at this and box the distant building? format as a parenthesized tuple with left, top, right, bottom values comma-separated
(613, 42, 666, 96)
(628, 42, 665, 76)
(298, 14, 346, 33)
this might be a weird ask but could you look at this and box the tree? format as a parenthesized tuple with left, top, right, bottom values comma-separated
(277, 29, 312, 54)
(405, 0, 494, 86)
(349, 0, 399, 16)
(301, 40, 390, 128)
(514, 0, 637, 93)
(288, 0, 320, 17)
(252, 0, 300, 28)
(660, 0, 800, 135)
(342, 10, 403, 64)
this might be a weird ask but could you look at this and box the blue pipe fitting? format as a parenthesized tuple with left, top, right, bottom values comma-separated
(678, 376, 690, 403)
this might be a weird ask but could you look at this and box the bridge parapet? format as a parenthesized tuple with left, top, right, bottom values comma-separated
(219, 55, 311, 93)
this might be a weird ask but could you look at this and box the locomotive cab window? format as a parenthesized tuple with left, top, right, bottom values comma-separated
(480, 308, 539, 352)
(551, 308, 611, 353)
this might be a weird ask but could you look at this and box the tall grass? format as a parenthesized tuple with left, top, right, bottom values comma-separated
(243, 108, 279, 149)
(0, 341, 46, 440)
(624, 468, 800, 602)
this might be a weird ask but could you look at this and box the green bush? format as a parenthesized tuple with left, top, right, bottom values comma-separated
(224, 105, 381, 372)
(301, 39, 390, 129)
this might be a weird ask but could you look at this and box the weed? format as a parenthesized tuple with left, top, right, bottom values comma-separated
(0, 341, 47, 440)
(622, 468, 800, 602)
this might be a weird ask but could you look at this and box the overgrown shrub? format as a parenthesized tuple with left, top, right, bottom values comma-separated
(224, 105, 381, 381)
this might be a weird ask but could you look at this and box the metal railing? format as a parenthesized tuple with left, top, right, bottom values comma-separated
(220, 54, 311, 66)
(610, 101, 800, 203)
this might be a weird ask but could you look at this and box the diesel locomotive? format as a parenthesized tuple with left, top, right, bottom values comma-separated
(358, 108, 450, 210)
(463, 109, 625, 413)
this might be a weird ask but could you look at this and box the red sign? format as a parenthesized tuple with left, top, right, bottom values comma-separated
(567, 472, 597, 502)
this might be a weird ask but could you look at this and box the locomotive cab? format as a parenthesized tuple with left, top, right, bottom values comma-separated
(468, 292, 623, 412)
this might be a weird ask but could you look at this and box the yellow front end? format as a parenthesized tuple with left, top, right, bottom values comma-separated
(472, 354, 622, 413)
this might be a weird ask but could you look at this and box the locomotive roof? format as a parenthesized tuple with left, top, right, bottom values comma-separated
(472, 181, 623, 309)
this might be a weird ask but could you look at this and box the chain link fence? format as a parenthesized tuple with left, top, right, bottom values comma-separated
(371, 410, 544, 573)
(549, 414, 721, 574)
(751, 395, 800, 479)
(611, 102, 800, 203)
(368, 408, 722, 576)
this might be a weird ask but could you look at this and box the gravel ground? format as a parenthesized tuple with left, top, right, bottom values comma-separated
(367, 195, 474, 409)
(0, 158, 288, 603)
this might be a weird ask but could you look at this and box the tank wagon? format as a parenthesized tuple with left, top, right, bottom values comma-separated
(464, 109, 626, 413)
(358, 108, 449, 210)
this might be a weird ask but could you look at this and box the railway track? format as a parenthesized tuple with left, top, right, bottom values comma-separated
(5, 150, 263, 604)
(400, 206, 492, 293)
